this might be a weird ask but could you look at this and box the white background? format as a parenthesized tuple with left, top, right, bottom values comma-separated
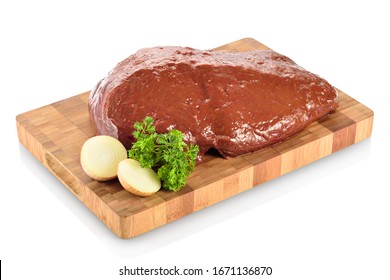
(1, 0, 389, 279)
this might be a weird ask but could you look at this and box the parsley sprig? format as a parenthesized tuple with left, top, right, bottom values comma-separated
(128, 116, 199, 192)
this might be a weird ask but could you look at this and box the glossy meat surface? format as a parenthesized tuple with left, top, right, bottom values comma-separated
(89, 46, 338, 160)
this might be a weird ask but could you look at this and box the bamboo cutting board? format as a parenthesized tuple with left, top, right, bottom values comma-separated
(16, 38, 374, 238)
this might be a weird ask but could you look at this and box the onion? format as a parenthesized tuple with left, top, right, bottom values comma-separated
(80, 135, 127, 181)
(117, 159, 161, 196)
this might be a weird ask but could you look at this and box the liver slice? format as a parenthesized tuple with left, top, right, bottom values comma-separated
(89, 46, 338, 160)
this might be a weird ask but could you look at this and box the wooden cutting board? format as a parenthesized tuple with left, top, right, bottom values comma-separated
(16, 38, 374, 238)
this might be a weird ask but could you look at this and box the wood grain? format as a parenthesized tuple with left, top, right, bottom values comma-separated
(16, 38, 374, 238)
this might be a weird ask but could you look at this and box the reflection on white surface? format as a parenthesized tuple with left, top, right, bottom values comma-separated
(19, 138, 371, 258)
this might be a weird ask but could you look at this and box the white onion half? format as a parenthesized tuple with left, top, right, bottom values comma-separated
(80, 135, 127, 181)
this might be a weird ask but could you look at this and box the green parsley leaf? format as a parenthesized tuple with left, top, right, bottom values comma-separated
(128, 116, 199, 191)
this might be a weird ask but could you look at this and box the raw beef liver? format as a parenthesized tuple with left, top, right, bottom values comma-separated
(89, 46, 338, 160)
